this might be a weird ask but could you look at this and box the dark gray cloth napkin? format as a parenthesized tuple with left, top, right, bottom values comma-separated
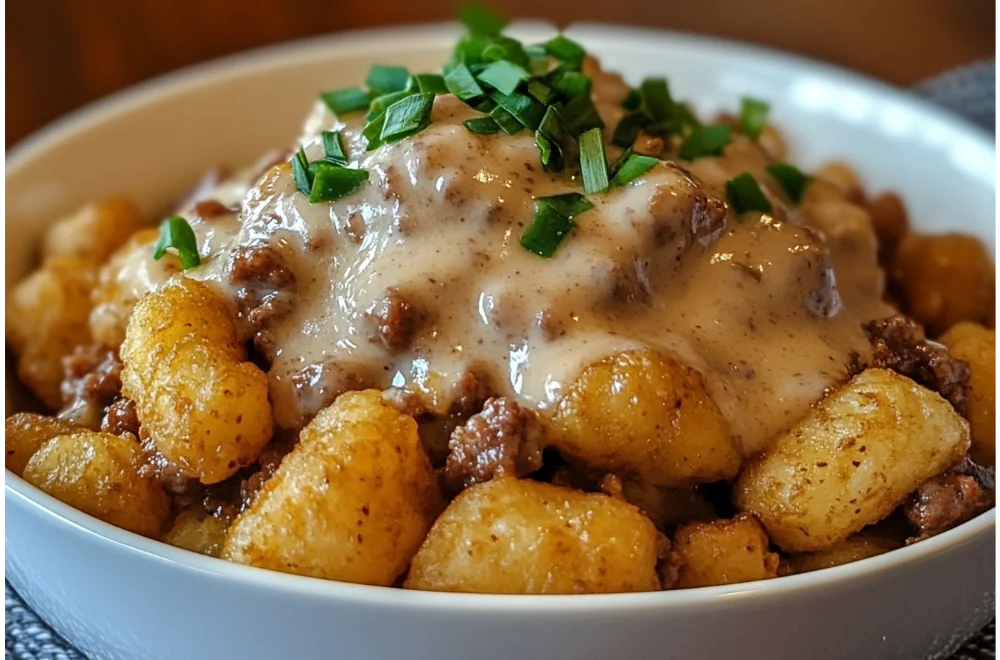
(5, 61, 996, 660)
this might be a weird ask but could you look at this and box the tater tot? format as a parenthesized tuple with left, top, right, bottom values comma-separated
(22, 431, 170, 537)
(120, 277, 272, 484)
(5, 413, 80, 476)
(618, 479, 718, 531)
(42, 198, 143, 263)
(223, 391, 440, 585)
(814, 161, 864, 203)
(163, 509, 228, 557)
(781, 532, 901, 576)
(669, 514, 779, 588)
(891, 233, 994, 336)
(405, 477, 662, 594)
(6, 257, 98, 408)
(550, 349, 741, 487)
(736, 369, 970, 552)
(89, 228, 177, 350)
(940, 322, 996, 467)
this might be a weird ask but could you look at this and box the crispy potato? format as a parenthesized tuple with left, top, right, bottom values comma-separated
(405, 477, 661, 594)
(164, 509, 228, 557)
(90, 228, 177, 349)
(5, 413, 80, 476)
(42, 198, 143, 263)
(22, 431, 169, 536)
(549, 349, 741, 487)
(6, 257, 98, 408)
(618, 479, 718, 531)
(121, 277, 272, 484)
(814, 161, 864, 203)
(736, 369, 970, 552)
(891, 233, 994, 335)
(940, 322, 996, 467)
(864, 192, 908, 261)
(781, 532, 901, 575)
(223, 390, 440, 585)
(669, 514, 779, 588)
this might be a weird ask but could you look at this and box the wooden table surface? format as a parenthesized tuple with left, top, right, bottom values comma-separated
(7, 0, 994, 147)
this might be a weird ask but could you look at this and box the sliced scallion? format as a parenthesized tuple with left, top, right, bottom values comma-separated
(610, 153, 658, 187)
(611, 112, 649, 148)
(579, 127, 609, 194)
(152, 216, 201, 270)
(526, 79, 555, 105)
(464, 117, 502, 134)
(460, 4, 506, 36)
(362, 111, 387, 150)
(740, 97, 770, 139)
(477, 60, 530, 95)
(291, 147, 313, 194)
(321, 131, 349, 165)
(410, 73, 448, 94)
(320, 87, 370, 115)
(727, 172, 773, 214)
(622, 88, 642, 111)
(678, 125, 732, 160)
(521, 204, 575, 258)
(490, 106, 524, 134)
(365, 65, 410, 96)
(537, 192, 594, 219)
(444, 64, 485, 101)
(544, 35, 586, 70)
(766, 163, 812, 203)
(491, 91, 545, 130)
(535, 131, 563, 172)
(561, 93, 604, 135)
(308, 163, 369, 203)
(640, 78, 673, 121)
(380, 93, 435, 144)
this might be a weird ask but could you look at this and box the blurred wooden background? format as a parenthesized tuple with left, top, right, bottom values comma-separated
(7, 0, 995, 147)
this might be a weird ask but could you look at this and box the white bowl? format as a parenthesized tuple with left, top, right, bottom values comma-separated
(5, 22, 996, 660)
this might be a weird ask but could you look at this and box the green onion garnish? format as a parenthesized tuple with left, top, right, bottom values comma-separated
(410, 73, 448, 94)
(473, 97, 498, 113)
(460, 3, 506, 36)
(610, 153, 658, 187)
(535, 132, 563, 172)
(380, 93, 435, 144)
(551, 70, 591, 100)
(477, 60, 530, 95)
(362, 111, 387, 150)
(740, 97, 770, 139)
(611, 112, 649, 148)
(525, 44, 550, 76)
(464, 117, 502, 134)
(369, 90, 413, 117)
(727, 172, 773, 214)
(622, 88, 642, 111)
(153, 216, 200, 270)
(526, 79, 555, 105)
(678, 125, 732, 160)
(450, 37, 488, 68)
(320, 88, 370, 115)
(544, 35, 586, 70)
(321, 131, 349, 165)
(366, 65, 410, 97)
(521, 193, 594, 258)
(538, 105, 568, 144)
(308, 163, 369, 203)
(537, 192, 594, 219)
(490, 106, 524, 134)
(491, 91, 545, 130)
(444, 64, 485, 101)
(291, 147, 313, 194)
(482, 36, 529, 66)
(766, 163, 812, 203)
(561, 93, 604, 135)
(579, 127, 609, 194)
(640, 78, 673, 121)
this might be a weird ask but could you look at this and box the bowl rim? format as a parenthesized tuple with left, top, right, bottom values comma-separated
(6, 21, 996, 611)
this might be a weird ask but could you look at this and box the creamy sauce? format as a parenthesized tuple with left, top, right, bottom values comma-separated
(131, 67, 890, 456)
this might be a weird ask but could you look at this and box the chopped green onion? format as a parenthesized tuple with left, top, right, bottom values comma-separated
(308, 163, 369, 203)
(444, 64, 485, 101)
(482, 36, 528, 66)
(537, 192, 594, 219)
(672, 103, 702, 131)
(678, 125, 732, 160)
(451, 37, 488, 67)
(490, 106, 524, 134)
(727, 172, 773, 214)
(622, 88, 642, 111)
(460, 3, 506, 36)
(153, 216, 201, 270)
(473, 97, 498, 113)
(526, 79, 555, 105)
(410, 73, 448, 94)
(380, 93, 435, 144)
(766, 163, 812, 203)
(740, 97, 770, 139)
(561, 93, 604, 135)
(321, 131, 349, 165)
(369, 90, 414, 117)
(579, 127, 609, 194)
(526, 44, 550, 76)
(544, 35, 586, 70)
(362, 111, 387, 150)
(640, 78, 673, 121)
(611, 112, 649, 148)
(538, 106, 568, 144)
(608, 146, 633, 179)
(610, 153, 658, 187)
(366, 65, 410, 96)
(464, 117, 502, 134)
(491, 91, 544, 130)
(477, 60, 530, 95)
(535, 132, 563, 172)
(320, 87, 370, 115)
(551, 70, 591, 100)
(521, 204, 575, 258)
(291, 147, 313, 195)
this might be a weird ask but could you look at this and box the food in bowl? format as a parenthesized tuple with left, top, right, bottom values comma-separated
(5, 12, 995, 594)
